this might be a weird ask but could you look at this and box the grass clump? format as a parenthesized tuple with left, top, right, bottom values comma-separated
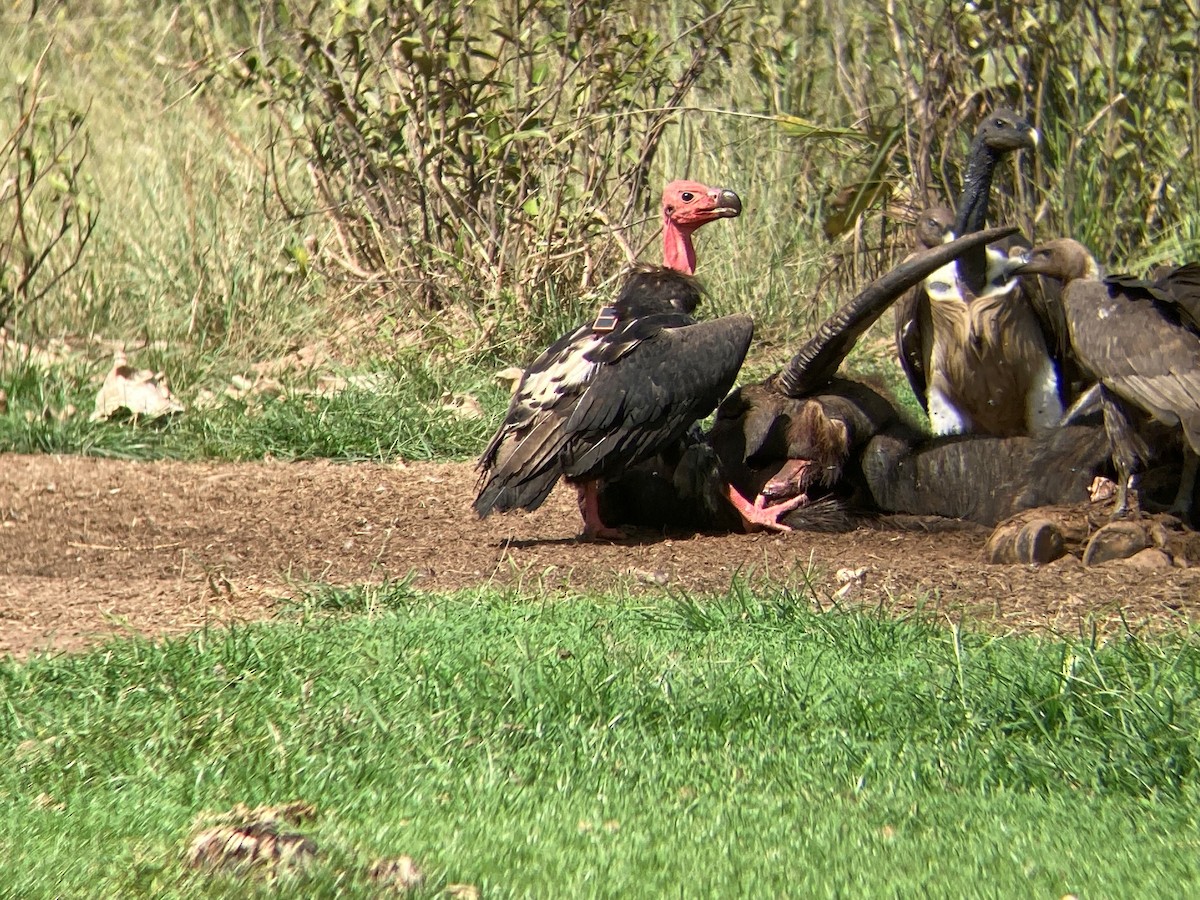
(3, 583, 1200, 897)
(0, 349, 508, 462)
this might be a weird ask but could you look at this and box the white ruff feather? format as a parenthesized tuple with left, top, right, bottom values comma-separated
(1025, 358, 1064, 431)
(928, 387, 968, 436)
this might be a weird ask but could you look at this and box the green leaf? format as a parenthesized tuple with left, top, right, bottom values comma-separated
(775, 116, 872, 143)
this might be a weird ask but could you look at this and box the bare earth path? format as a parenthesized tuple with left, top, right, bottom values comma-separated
(2, 453, 1198, 658)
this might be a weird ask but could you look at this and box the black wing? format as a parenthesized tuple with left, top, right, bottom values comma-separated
(1066, 280, 1200, 437)
(474, 314, 753, 515)
(893, 280, 932, 411)
(1107, 262, 1200, 334)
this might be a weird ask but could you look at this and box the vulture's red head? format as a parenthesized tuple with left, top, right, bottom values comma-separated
(661, 179, 742, 275)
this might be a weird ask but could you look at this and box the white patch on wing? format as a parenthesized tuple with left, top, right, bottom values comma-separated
(518, 334, 603, 411)
(924, 259, 962, 303)
(1026, 358, 1064, 431)
(928, 387, 968, 435)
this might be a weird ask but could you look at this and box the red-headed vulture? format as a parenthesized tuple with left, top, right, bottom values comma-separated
(474, 180, 751, 538)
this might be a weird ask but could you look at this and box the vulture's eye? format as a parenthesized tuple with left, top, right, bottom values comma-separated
(680, 191, 694, 202)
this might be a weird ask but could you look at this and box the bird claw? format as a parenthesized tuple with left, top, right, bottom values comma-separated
(581, 523, 628, 541)
(728, 486, 806, 533)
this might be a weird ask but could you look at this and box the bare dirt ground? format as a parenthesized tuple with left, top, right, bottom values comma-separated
(2, 453, 1199, 659)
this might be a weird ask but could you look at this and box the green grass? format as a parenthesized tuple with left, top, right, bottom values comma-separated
(3, 582, 1200, 897)
(0, 350, 508, 462)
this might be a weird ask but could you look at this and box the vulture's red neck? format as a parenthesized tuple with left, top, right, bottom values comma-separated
(662, 216, 699, 275)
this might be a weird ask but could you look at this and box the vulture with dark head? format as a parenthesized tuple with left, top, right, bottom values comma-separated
(913, 205, 956, 251)
(474, 180, 750, 539)
(895, 109, 1068, 437)
(1013, 239, 1200, 518)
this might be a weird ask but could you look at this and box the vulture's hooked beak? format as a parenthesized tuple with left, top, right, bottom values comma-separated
(710, 188, 743, 219)
(1007, 248, 1039, 275)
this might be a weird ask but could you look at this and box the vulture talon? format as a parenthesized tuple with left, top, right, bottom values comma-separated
(726, 485, 799, 533)
(1112, 480, 1141, 521)
(576, 482, 627, 540)
(581, 524, 629, 542)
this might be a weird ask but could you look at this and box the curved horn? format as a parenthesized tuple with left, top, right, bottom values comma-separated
(772, 225, 1020, 398)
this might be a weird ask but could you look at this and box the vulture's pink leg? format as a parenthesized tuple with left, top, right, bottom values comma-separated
(575, 482, 626, 540)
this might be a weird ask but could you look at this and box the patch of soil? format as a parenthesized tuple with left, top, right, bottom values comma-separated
(2, 454, 1198, 659)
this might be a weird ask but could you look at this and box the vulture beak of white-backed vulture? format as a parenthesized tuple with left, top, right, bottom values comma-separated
(473, 180, 754, 540)
(893, 108, 1073, 438)
(1012, 238, 1200, 520)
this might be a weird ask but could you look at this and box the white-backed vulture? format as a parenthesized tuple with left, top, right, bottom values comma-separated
(1013, 238, 1200, 517)
(895, 109, 1069, 437)
(474, 180, 750, 539)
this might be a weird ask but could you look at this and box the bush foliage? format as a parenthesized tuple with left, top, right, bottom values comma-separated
(0, 47, 97, 330)
(207, 0, 1200, 326)
(237, 0, 736, 319)
(3, 0, 1200, 352)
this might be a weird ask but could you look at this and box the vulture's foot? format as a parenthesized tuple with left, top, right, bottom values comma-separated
(1111, 474, 1142, 520)
(581, 523, 628, 541)
(726, 485, 803, 533)
(1167, 452, 1198, 522)
(576, 482, 627, 541)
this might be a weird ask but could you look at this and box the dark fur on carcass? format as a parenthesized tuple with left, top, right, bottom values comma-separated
(711, 377, 901, 511)
(848, 422, 1113, 527)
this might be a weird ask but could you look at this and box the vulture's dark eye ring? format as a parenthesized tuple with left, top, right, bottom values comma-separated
(680, 191, 694, 202)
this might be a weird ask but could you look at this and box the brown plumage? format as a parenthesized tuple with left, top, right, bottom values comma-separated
(1014, 238, 1200, 518)
(895, 110, 1068, 437)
